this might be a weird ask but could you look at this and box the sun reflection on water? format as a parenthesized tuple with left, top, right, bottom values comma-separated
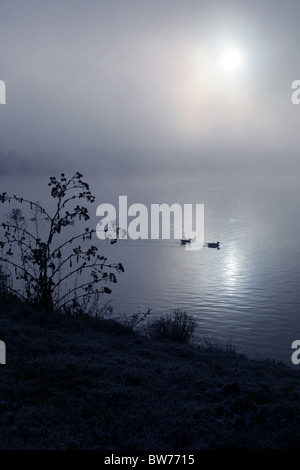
(223, 243, 240, 289)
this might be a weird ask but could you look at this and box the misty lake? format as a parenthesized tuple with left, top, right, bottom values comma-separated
(1, 172, 300, 364)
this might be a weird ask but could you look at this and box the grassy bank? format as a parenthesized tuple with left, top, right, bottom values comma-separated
(0, 295, 300, 449)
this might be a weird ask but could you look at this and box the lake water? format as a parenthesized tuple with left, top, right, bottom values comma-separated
(1, 172, 300, 364)
(96, 177, 300, 365)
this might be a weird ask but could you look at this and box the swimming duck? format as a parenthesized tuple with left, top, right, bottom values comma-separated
(180, 238, 192, 245)
(207, 241, 220, 249)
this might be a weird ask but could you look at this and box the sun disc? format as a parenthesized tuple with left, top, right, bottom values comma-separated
(222, 49, 242, 71)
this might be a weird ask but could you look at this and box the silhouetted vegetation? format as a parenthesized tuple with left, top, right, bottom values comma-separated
(144, 309, 197, 344)
(118, 308, 152, 329)
(0, 172, 124, 312)
(0, 264, 10, 295)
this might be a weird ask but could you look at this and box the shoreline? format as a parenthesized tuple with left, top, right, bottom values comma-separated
(1, 295, 300, 449)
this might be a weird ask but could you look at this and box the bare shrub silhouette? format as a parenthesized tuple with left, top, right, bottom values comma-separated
(0, 263, 11, 295)
(144, 309, 196, 344)
(0, 172, 124, 311)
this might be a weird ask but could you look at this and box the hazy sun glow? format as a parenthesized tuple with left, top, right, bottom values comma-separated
(222, 49, 243, 71)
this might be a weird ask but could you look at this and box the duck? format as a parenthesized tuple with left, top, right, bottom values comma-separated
(180, 238, 192, 245)
(206, 241, 220, 249)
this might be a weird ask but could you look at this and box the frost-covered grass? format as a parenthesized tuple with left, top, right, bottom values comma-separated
(0, 295, 300, 449)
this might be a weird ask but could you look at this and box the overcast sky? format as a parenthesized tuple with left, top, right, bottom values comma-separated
(1, 0, 300, 178)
